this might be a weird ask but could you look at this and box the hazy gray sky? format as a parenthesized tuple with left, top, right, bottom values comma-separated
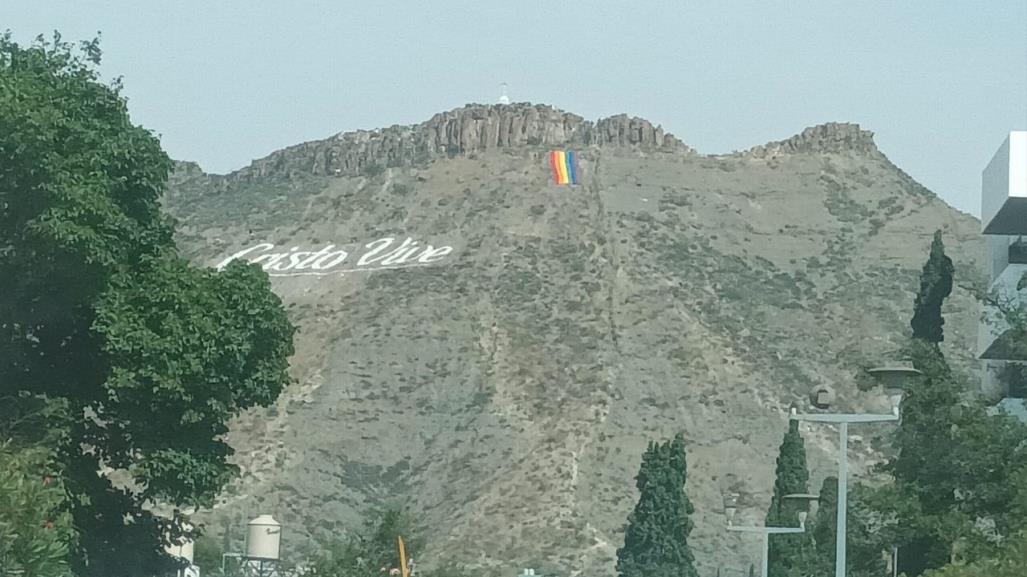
(5, 1, 1026, 216)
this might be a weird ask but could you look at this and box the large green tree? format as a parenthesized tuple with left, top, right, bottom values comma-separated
(910, 230, 954, 343)
(764, 421, 813, 577)
(856, 232, 1027, 576)
(616, 433, 699, 577)
(0, 32, 295, 575)
(877, 340, 1027, 575)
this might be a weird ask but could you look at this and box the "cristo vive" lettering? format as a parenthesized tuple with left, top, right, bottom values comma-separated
(215, 237, 454, 277)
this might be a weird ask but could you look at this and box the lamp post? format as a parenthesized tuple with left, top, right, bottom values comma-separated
(789, 360, 921, 577)
(723, 495, 807, 577)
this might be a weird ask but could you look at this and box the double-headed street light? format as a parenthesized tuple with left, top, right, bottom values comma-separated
(790, 360, 922, 577)
(723, 494, 811, 577)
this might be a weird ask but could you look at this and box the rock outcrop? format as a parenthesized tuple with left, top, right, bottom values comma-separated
(194, 104, 687, 183)
(743, 122, 879, 158)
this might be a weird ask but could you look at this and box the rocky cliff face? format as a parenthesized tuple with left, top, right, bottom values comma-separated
(741, 122, 879, 157)
(164, 105, 981, 577)
(174, 104, 686, 185)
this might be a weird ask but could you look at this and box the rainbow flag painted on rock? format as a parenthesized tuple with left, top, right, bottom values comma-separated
(549, 150, 580, 185)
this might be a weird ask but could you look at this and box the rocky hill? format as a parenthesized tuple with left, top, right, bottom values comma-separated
(163, 103, 982, 576)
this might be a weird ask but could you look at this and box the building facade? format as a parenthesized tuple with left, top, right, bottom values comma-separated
(978, 131, 1027, 416)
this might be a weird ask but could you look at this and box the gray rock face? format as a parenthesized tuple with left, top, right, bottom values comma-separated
(164, 106, 981, 577)
(743, 122, 879, 158)
(202, 104, 688, 183)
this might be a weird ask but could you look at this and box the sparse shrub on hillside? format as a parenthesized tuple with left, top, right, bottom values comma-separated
(824, 186, 874, 223)
(869, 217, 885, 235)
(658, 194, 692, 211)
(363, 163, 386, 177)
(392, 182, 412, 195)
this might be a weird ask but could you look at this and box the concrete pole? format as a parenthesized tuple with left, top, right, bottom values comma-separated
(836, 422, 848, 577)
(761, 532, 770, 577)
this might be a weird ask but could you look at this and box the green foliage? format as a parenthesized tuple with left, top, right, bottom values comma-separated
(888, 341, 962, 500)
(764, 421, 814, 577)
(810, 477, 837, 576)
(306, 508, 423, 577)
(850, 233, 1027, 576)
(922, 532, 1027, 577)
(910, 231, 953, 343)
(0, 443, 75, 577)
(0, 32, 295, 574)
(92, 257, 295, 505)
(995, 363, 1027, 398)
(872, 339, 1027, 575)
(843, 484, 904, 577)
(193, 535, 224, 575)
(616, 433, 699, 577)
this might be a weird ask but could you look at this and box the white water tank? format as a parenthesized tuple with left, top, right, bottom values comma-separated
(246, 515, 282, 560)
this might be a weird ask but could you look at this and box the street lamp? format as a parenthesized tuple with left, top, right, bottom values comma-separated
(782, 493, 821, 520)
(723, 494, 807, 577)
(790, 360, 921, 577)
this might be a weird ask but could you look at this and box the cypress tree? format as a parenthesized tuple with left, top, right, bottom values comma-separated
(812, 476, 838, 576)
(764, 420, 813, 577)
(910, 230, 954, 343)
(616, 433, 699, 577)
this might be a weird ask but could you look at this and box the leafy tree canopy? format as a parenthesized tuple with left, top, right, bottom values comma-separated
(850, 229, 1027, 577)
(0, 31, 295, 575)
(922, 532, 1027, 577)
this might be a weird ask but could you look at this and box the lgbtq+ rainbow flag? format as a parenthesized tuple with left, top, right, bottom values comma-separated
(549, 150, 580, 185)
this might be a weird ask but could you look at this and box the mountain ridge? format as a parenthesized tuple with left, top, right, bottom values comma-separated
(170, 104, 885, 181)
(163, 104, 982, 576)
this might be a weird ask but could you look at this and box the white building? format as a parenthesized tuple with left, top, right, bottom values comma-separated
(978, 131, 1027, 416)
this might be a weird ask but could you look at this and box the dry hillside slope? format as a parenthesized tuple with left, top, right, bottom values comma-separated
(164, 103, 981, 576)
